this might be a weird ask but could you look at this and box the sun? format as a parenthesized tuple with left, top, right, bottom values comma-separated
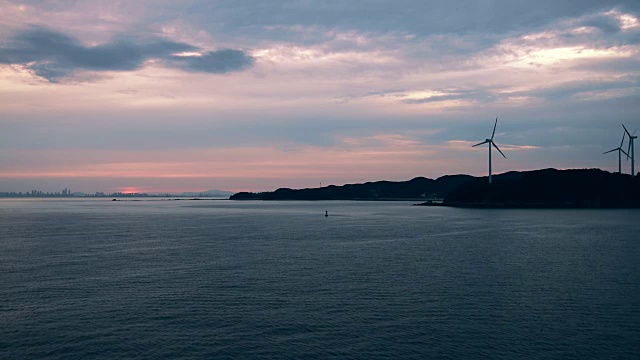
(118, 186, 144, 194)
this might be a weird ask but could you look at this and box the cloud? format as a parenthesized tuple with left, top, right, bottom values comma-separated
(2, 1, 640, 192)
(571, 56, 640, 73)
(580, 14, 622, 33)
(510, 76, 640, 100)
(447, 140, 539, 151)
(170, 49, 255, 73)
(401, 88, 497, 105)
(0, 26, 255, 82)
(176, 1, 639, 41)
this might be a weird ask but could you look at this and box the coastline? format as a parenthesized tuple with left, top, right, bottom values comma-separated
(414, 201, 640, 209)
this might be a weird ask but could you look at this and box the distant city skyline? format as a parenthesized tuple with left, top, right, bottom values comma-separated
(1, 1, 640, 192)
(0, 187, 73, 196)
(0, 186, 234, 197)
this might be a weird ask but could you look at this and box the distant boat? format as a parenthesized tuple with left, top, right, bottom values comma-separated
(325, 210, 328, 217)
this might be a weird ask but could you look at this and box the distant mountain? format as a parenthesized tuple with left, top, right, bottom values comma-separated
(230, 175, 474, 200)
(441, 168, 640, 208)
(179, 189, 234, 197)
(147, 189, 234, 197)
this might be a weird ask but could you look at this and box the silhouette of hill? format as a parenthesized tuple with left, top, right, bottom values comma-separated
(230, 175, 473, 200)
(441, 168, 640, 208)
(179, 189, 233, 197)
(230, 168, 640, 207)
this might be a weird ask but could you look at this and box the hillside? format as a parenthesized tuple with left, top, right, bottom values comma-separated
(231, 169, 640, 208)
(442, 168, 640, 208)
(230, 175, 474, 200)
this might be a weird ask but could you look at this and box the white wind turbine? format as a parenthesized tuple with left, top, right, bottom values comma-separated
(602, 132, 628, 174)
(472, 117, 506, 184)
(622, 124, 637, 178)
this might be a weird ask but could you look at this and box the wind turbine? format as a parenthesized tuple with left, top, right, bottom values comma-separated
(472, 117, 506, 184)
(622, 124, 637, 178)
(602, 132, 628, 174)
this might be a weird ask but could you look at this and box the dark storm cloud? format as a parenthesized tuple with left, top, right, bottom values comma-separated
(0, 27, 255, 82)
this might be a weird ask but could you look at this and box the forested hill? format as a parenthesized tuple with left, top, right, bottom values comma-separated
(230, 175, 474, 200)
(443, 168, 640, 208)
(231, 168, 640, 207)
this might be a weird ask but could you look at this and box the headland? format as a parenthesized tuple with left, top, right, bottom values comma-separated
(230, 168, 640, 208)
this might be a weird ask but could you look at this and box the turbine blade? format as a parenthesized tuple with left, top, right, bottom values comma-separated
(620, 132, 626, 148)
(603, 148, 618, 154)
(628, 141, 632, 160)
(491, 117, 498, 140)
(472, 140, 489, 147)
(622, 123, 631, 137)
(492, 141, 507, 158)
(620, 148, 629, 157)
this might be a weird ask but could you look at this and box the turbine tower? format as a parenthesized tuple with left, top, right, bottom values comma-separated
(472, 117, 506, 184)
(622, 124, 637, 178)
(602, 132, 628, 174)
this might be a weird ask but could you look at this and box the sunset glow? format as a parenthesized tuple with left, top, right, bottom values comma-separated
(1, 1, 639, 193)
(118, 187, 145, 194)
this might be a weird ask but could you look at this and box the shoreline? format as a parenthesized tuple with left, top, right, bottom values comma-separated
(414, 201, 640, 209)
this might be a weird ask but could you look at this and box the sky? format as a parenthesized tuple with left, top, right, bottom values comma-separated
(1, 0, 640, 193)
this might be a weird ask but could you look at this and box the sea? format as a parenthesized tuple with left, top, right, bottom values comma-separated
(1, 198, 639, 359)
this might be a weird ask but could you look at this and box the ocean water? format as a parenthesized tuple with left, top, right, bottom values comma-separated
(1, 199, 639, 359)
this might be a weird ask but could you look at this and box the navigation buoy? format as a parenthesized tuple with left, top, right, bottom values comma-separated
(325, 210, 328, 217)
